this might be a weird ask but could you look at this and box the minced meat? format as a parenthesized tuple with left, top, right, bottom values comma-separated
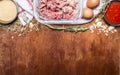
(38, 0, 78, 20)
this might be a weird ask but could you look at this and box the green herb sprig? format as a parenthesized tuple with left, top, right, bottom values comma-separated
(43, 24, 88, 32)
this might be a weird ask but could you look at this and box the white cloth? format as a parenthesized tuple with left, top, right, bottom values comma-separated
(14, 0, 33, 26)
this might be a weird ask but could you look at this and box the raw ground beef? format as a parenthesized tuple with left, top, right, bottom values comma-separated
(38, 0, 78, 20)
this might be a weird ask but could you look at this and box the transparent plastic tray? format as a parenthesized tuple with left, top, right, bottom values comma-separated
(34, 0, 104, 24)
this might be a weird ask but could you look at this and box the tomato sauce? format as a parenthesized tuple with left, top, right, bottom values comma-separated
(105, 1, 120, 24)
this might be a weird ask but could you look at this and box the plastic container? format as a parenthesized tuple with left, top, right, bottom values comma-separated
(34, 0, 104, 24)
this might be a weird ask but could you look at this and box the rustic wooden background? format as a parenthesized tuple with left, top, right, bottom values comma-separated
(0, 19, 120, 75)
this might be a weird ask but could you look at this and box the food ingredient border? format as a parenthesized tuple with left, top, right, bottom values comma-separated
(0, 0, 116, 35)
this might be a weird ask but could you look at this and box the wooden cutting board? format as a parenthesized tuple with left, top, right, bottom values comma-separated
(0, 19, 120, 75)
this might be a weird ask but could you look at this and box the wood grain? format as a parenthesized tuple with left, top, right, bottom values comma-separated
(0, 20, 120, 75)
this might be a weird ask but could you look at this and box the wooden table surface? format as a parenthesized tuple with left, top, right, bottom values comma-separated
(0, 19, 120, 75)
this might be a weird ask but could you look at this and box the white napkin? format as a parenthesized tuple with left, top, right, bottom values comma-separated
(14, 0, 34, 26)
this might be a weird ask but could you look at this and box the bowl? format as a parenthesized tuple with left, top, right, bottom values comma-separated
(104, 0, 120, 26)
